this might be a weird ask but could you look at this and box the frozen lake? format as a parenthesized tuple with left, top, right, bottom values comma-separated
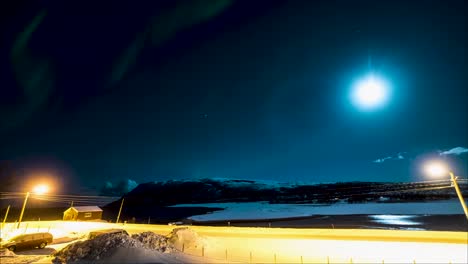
(171, 199, 466, 221)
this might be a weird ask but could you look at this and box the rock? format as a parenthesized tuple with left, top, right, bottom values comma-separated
(131, 231, 176, 252)
(76, 247, 83, 258)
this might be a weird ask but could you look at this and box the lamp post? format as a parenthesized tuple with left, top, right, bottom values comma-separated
(17, 184, 49, 229)
(448, 171, 468, 220)
(424, 161, 468, 220)
(17, 192, 30, 229)
(116, 198, 125, 224)
(2, 205, 10, 230)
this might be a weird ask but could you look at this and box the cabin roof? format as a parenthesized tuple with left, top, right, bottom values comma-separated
(69, 206, 103, 212)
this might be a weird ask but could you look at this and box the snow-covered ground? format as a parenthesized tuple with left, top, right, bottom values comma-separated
(171, 199, 466, 221)
(1, 221, 466, 264)
(0, 222, 227, 264)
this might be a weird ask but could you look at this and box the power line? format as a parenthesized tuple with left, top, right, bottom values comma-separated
(1, 180, 464, 204)
(32, 196, 111, 206)
(0, 191, 120, 199)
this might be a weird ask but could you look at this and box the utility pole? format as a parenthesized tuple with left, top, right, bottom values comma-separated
(17, 192, 30, 229)
(449, 172, 468, 220)
(116, 198, 124, 223)
(2, 205, 10, 229)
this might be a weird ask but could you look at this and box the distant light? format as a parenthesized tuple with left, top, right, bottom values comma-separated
(32, 184, 49, 195)
(351, 74, 390, 111)
(424, 161, 448, 177)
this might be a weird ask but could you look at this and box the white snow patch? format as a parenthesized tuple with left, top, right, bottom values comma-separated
(369, 215, 421, 226)
(171, 200, 466, 221)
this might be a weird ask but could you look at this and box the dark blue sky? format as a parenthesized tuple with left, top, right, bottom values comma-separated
(1, 0, 467, 193)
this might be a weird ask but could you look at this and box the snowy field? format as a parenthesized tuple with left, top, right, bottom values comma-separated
(1, 221, 467, 264)
(171, 199, 466, 221)
(1, 200, 466, 263)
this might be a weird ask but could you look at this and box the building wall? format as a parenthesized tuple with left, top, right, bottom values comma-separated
(63, 209, 77, 220)
(63, 209, 102, 221)
(77, 211, 102, 221)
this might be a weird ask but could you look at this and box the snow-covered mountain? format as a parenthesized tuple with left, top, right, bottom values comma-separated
(110, 177, 465, 208)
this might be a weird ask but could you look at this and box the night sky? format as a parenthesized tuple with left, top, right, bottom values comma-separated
(1, 0, 467, 194)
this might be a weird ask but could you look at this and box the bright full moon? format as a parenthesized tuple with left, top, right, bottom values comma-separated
(351, 74, 390, 111)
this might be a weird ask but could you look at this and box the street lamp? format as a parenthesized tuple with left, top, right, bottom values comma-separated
(424, 161, 468, 220)
(17, 184, 49, 229)
(32, 184, 49, 195)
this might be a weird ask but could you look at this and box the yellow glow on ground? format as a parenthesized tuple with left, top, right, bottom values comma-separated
(158, 225, 467, 263)
(1, 221, 466, 263)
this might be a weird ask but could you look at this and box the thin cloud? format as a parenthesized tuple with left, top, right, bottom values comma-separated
(100, 179, 139, 196)
(440, 147, 468, 156)
(396, 153, 405, 160)
(373, 152, 406, 163)
(373, 156, 392, 163)
(374, 146, 468, 164)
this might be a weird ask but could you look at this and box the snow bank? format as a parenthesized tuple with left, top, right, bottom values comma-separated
(168, 227, 208, 251)
(52, 231, 176, 263)
(51, 229, 213, 264)
(0, 248, 16, 257)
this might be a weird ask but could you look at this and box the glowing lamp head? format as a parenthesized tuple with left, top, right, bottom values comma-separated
(32, 184, 49, 195)
(351, 74, 390, 111)
(424, 161, 448, 177)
